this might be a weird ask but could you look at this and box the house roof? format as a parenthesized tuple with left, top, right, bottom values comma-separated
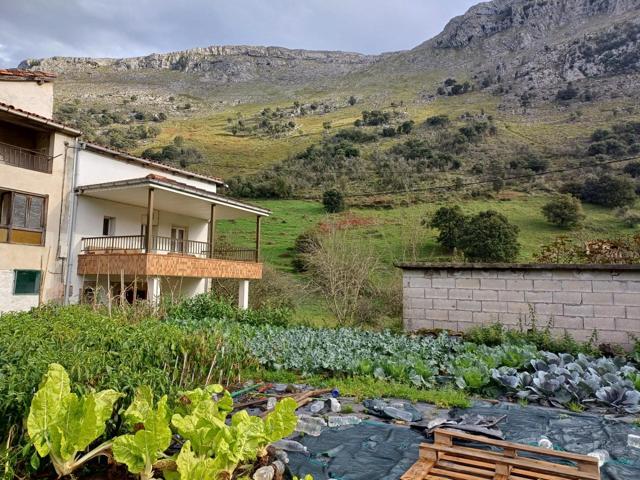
(0, 101, 82, 136)
(75, 174, 271, 217)
(0, 69, 57, 82)
(83, 142, 226, 187)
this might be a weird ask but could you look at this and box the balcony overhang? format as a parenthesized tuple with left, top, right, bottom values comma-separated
(75, 175, 270, 220)
(78, 252, 263, 279)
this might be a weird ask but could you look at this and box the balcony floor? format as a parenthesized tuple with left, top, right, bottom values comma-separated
(77, 252, 263, 279)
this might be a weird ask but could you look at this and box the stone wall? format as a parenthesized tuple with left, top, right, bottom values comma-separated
(398, 263, 640, 348)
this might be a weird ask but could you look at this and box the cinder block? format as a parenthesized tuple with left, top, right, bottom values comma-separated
(498, 312, 520, 325)
(506, 279, 533, 290)
(433, 298, 457, 310)
(449, 270, 473, 278)
(627, 306, 640, 319)
(614, 293, 640, 306)
(433, 320, 457, 330)
(552, 291, 582, 304)
(551, 270, 581, 280)
(553, 316, 584, 329)
(508, 302, 531, 314)
(473, 311, 499, 324)
(407, 298, 433, 309)
(534, 303, 564, 316)
(403, 270, 424, 279)
(581, 292, 614, 305)
(584, 317, 616, 330)
(424, 269, 449, 278)
(628, 282, 640, 292)
(456, 278, 480, 289)
(499, 290, 525, 302)
(615, 317, 640, 332)
(592, 281, 628, 293)
(497, 270, 525, 279)
(593, 305, 626, 318)
(561, 280, 593, 292)
(424, 309, 449, 320)
(523, 270, 554, 279)
(597, 330, 632, 344)
(408, 277, 432, 288)
(449, 288, 473, 300)
(457, 300, 482, 311)
(456, 322, 475, 332)
(411, 319, 434, 331)
(405, 308, 425, 319)
(525, 291, 552, 303)
(473, 289, 498, 301)
(564, 304, 594, 317)
(480, 278, 506, 290)
(449, 310, 473, 322)
(431, 278, 456, 288)
(404, 287, 424, 298)
(482, 301, 509, 313)
(423, 288, 449, 299)
(533, 280, 563, 291)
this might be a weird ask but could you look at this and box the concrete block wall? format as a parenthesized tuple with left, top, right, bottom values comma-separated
(399, 263, 640, 348)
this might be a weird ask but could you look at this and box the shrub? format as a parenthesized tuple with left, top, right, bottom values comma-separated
(397, 120, 415, 134)
(556, 83, 579, 101)
(526, 155, 549, 172)
(381, 126, 397, 137)
(292, 230, 321, 272)
(333, 128, 377, 143)
(348, 95, 357, 106)
(581, 174, 637, 208)
(457, 210, 520, 262)
(428, 205, 467, 250)
(541, 194, 585, 228)
(624, 161, 640, 178)
(322, 188, 345, 213)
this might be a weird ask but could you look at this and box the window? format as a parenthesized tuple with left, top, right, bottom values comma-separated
(0, 190, 46, 245)
(14, 270, 41, 295)
(102, 217, 116, 236)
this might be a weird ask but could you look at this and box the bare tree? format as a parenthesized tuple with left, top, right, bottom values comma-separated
(303, 225, 379, 325)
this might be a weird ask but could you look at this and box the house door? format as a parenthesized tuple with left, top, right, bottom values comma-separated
(171, 227, 186, 253)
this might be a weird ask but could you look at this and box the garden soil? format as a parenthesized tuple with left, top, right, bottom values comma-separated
(287, 401, 640, 480)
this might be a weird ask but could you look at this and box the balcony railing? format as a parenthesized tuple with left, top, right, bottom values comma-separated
(0, 141, 53, 173)
(81, 235, 259, 262)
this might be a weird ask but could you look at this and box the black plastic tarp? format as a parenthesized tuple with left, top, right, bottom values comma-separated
(287, 402, 640, 480)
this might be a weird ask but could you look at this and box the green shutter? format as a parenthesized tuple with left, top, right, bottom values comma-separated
(14, 270, 41, 295)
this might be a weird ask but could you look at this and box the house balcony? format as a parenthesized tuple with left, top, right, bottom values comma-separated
(0, 141, 53, 173)
(77, 235, 263, 279)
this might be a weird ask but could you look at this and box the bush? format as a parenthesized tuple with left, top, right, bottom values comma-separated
(526, 155, 549, 173)
(428, 205, 467, 250)
(323, 188, 345, 213)
(292, 230, 321, 272)
(624, 161, 640, 178)
(541, 194, 585, 228)
(556, 83, 579, 101)
(397, 120, 415, 134)
(581, 174, 637, 208)
(381, 126, 397, 137)
(457, 210, 520, 262)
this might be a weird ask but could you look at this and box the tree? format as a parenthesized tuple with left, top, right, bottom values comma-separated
(348, 95, 357, 106)
(457, 210, 520, 262)
(428, 206, 467, 250)
(322, 189, 345, 213)
(623, 161, 640, 178)
(581, 175, 637, 208)
(397, 120, 414, 135)
(542, 195, 585, 228)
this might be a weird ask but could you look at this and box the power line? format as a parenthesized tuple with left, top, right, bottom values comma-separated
(291, 154, 640, 200)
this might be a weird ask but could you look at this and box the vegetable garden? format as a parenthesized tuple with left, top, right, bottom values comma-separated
(2, 298, 640, 478)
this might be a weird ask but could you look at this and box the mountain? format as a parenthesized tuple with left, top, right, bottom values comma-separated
(17, 0, 640, 183)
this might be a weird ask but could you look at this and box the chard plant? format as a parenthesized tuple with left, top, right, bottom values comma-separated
(27, 363, 122, 477)
(112, 386, 172, 480)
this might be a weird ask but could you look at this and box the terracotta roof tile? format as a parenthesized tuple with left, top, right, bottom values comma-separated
(0, 101, 81, 135)
(0, 69, 57, 81)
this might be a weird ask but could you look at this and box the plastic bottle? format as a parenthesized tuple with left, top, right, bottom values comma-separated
(253, 466, 274, 480)
(309, 400, 325, 413)
(628, 434, 640, 449)
(538, 436, 553, 449)
(275, 450, 289, 464)
(587, 450, 609, 467)
(266, 397, 277, 410)
(384, 406, 414, 422)
(329, 398, 341, 413)
(327, 415, 362, 427)
(271, 439, 308, 453)
(296, 415, 326, 436)
(272, 460, 286, 475)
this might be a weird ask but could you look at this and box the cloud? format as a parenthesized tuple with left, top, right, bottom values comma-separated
(0, 0, 478, 67)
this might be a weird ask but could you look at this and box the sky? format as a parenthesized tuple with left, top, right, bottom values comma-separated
(0, 0, 479, 68)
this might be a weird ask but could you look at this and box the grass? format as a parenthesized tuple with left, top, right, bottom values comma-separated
(246, 368, 471, 408)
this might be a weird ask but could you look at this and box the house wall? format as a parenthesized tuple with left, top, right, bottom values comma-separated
(0, 131, 75, 313)
(0, 81, 54, 118)
(400, 264, 640, 349)
(77, 149, 217, 193)
(68, 196, 209, 302)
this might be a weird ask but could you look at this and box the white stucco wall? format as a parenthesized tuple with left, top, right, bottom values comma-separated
(0, 81, 54, 118)
(77, 149, 218, 193)
(67, 196, 208, 302)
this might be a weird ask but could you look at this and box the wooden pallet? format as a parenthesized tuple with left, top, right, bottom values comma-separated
(401, 428, 600, 480)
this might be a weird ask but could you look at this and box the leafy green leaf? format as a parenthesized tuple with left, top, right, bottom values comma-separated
(263, 397, 297, 443)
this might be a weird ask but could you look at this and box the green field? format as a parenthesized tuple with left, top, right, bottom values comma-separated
(216, 195, 637, 324)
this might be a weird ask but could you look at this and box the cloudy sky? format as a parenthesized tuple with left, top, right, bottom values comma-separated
(0, 0, 478, 68)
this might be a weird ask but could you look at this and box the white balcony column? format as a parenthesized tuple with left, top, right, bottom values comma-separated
(238, 279, 250, 310)
(148, 276, 161, 306)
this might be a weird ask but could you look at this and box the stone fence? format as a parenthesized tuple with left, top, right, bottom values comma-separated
(396, 262, 640, 348)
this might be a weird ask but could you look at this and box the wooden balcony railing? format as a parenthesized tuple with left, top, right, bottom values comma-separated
(81, 235, 259, 262)
(0, 141, 53, 173)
